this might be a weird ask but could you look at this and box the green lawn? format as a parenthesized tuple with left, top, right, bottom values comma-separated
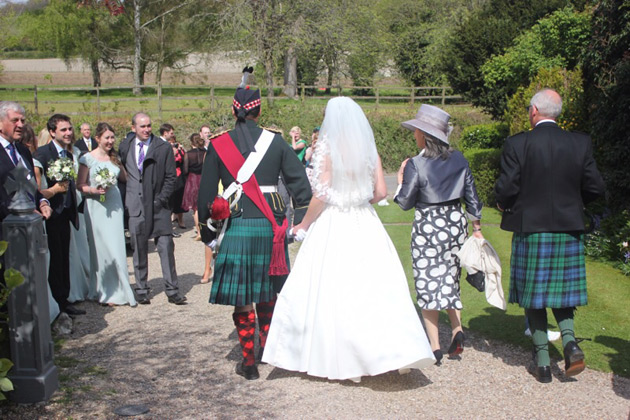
(375, 203, 630, 377)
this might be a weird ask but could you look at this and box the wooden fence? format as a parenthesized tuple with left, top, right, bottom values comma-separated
(0, 84, 463, 120)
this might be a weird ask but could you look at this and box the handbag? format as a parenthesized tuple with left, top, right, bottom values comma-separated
(466, 271, 485, 292)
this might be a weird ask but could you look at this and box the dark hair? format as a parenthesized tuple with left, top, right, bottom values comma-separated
(18, 124, 37, 153)
(159, 123, 174, 135)
(199, 124, 210, 132)
(47, 113, 71, 132)
(189, 133, 204, 149)
(94, 122, 121, 167)
(423, 135, 452, 160)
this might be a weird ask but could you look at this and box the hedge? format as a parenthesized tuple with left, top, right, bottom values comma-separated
(462, 148, 502, 208)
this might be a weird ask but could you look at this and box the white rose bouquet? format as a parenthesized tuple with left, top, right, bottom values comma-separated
(46, 157, 76, 182)
(93, 167, 117, 202)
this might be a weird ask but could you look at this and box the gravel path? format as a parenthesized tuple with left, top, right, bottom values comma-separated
(3, 211, 630, 419)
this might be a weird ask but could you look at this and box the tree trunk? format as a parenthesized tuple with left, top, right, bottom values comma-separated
(325, 61, 334, 94)
(90, 57, 101, 88)
(283, 45, 298, 99)
(133, 0, 143, 95)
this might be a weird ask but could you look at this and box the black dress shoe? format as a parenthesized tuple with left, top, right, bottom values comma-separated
(236, 361, 260, 380)
(64, 306, 86, 316)
(137, 295, 151, 305)
(433, 349, 443, 366)
(447, 331, 465, 357)
(167, 295, 187, 305)
(564, 341, 585, 377)
(531, 365, 552, 383)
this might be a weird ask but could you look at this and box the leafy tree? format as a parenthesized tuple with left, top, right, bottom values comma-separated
(384, 0, 465, 87)
(504, 66, 586, 135)
(481, 7, 591, 118)
(583, 0, 630, 211)
(442, 0, 573, 113)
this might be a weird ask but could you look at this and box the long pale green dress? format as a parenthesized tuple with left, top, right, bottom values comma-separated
(68, 146, 91, 302)
(79, 153, 136, 306)
(34, 158, 60, 323)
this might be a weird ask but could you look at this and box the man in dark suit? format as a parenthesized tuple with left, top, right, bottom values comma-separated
(34, 114, 84, 316)
(74, 123, 98, 155)
(118, 113, 185, 305)
(0, 101, 52, 223)
(495, 89, 605, 383)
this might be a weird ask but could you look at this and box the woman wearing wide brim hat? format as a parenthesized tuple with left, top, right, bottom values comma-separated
(394, 104, 484, 365)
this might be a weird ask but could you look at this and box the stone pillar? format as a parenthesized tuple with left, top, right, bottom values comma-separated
(2, 166, 58, 403)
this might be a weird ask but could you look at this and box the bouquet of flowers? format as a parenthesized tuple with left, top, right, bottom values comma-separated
(46, 157, 76, 183)
(93, 167, 117, 202)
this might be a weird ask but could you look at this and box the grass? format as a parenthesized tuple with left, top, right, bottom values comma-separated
(375, 203, 630, 377)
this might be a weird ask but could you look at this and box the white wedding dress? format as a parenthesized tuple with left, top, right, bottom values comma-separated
(262, 97, 435, 381)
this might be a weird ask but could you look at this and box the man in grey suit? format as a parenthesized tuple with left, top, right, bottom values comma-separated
(118, 112, 186, 305)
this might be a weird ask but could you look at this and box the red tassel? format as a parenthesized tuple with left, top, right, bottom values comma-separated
(268, 218, 289, 275)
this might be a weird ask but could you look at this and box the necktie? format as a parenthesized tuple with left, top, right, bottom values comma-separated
(6, 143, 18, 166)
(60, 149, 67, 158)
(138, 142, 145, 173)
(87, 138, 92, 151)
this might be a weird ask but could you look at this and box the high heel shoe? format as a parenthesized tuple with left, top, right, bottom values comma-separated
(447, 331, 465, 357)
(433, 349, 443, 366)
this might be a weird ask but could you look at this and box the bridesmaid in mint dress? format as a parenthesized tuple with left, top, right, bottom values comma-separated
(77, 122, 136, 307)
(67, 143, 91, 303)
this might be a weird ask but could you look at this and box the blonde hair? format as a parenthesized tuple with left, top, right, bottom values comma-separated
(290, 126, 302, 137)
(38, 128, 52, 147)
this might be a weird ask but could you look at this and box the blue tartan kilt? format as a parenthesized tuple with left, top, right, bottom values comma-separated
(508, 232, 587, 309)
(209, 217, 289, 306)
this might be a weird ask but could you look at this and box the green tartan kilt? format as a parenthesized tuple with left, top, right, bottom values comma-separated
(209, 217, 289, 306)
(508, 232, 587, 309)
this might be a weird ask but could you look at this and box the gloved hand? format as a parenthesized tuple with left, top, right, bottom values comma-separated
(290, 228, 307, 242)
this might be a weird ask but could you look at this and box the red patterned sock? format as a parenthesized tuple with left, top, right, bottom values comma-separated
(233, 310, 257, 367)
(256, 297, 277, 349)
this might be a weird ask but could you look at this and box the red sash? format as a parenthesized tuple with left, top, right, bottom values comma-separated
(212, 132, 289, 275)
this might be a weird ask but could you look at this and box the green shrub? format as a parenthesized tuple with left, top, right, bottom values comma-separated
(585, 209, 630, 276)
(459, 123, 509, 150)
(462, 148, 502, 208)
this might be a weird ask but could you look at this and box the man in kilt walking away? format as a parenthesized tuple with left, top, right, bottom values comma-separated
(197, 85, 312, 380)
(495, 88, 605, 383)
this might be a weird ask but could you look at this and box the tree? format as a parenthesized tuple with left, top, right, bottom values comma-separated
(583, 0, 630, 211)
(442, 0, 573, 112)
(481, 7, 591, 118)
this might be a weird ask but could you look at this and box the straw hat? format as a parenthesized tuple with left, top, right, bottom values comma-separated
(401, 104, 452, 144)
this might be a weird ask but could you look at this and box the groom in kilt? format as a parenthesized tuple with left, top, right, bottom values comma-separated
(495, 88, 605, 383)
(197, 86, 311, 380)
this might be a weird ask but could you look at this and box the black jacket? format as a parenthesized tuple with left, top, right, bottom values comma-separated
(495, 122, 605, 233)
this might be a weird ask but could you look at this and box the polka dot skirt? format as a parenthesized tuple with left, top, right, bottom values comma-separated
(411, 203, 468, 310)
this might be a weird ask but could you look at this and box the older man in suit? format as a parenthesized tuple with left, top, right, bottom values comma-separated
(0, 101, 52, 222)
(34, 114, 83, 316)
(495, 88, 605, 383)
(118, 113, 185, 305)
(75, 123, 98, 155)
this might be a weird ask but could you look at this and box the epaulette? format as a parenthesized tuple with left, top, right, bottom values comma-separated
(262, 126, 283, 135)
(209, 130, 229, 140)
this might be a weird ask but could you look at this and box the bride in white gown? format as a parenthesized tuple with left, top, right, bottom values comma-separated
(262, 97, 435, 382)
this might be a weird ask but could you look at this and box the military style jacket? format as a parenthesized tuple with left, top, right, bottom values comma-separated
(197, 119, 312, 239)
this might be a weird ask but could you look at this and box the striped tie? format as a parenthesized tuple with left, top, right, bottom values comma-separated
(138, 142, 145, 173)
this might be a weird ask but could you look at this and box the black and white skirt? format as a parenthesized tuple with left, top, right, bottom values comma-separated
(411, 203, 468, 310)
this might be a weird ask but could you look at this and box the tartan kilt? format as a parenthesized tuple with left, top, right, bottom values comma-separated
(508, 232, 587, 309)
(209, 217, 289, 306)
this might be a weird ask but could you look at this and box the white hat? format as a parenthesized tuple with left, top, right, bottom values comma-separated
(401, 104, 452, 144)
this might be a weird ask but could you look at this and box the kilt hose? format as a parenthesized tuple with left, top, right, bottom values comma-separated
(509, 231, 587, 309)
(210, 217, 289, 306)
